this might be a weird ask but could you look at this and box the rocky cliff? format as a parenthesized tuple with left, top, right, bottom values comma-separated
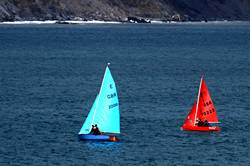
(1, 0, 250, 22)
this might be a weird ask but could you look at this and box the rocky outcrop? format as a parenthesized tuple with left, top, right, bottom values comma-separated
(0, 1, 16, 21)
(1, 0, 250, 22)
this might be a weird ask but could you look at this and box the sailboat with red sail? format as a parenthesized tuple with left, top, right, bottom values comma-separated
(181, 76, 221, 132)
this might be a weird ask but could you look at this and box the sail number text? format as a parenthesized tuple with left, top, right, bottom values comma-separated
(109, 103, 118, 109)
(107, 93, 116, 99)
(107, 93, 118, 109)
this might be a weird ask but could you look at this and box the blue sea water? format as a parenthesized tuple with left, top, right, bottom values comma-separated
(0, 22, 250, 165)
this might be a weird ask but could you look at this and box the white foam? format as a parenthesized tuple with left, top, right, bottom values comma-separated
(150, 20, 165, 24)
(86, 20, 121, 24)
(0, 20, 57, 24)
(0, 19, 246, 25)
(65, 20, 121, 24)
(0, 20, 122, 25)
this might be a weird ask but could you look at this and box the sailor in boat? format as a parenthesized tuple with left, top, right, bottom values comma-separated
(90, 124, 102, 135)
(203, 120, 210, 127)
(197, 119, 210, 127)
(197, 119, 203, 126)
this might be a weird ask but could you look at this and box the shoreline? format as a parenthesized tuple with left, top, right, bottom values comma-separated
(0, 20, 249, 25)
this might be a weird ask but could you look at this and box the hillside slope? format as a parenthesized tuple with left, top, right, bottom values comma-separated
(1, 0, 250, 22)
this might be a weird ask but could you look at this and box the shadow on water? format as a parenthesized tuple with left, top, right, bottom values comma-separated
(81, 140, 122, 151)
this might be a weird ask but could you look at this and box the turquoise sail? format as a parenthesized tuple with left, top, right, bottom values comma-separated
(79, 95, 99, 134)
(79, 65, 120, 134)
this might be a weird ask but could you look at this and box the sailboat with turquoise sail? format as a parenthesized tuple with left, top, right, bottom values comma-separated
(79, 63, 120, 141)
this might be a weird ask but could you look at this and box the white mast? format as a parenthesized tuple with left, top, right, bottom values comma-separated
(194, 76, 203, 126)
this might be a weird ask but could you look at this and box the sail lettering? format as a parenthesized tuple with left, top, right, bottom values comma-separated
(109, 103, 118, 109)
(107, 93, 116, 99)
(203, 100, 213, 107)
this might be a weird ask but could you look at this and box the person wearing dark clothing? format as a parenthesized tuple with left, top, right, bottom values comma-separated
(90, 124, 101, 135)
(203, 120, 210, 127)
(197, 119, 210, 127)
(94, 124, 101, 135)
(90, 125, 95, 134)
(197, 119, 203, 127)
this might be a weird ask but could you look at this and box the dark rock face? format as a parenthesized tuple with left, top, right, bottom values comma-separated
(0, 0, 250, 22)
(127, 17, 150, 23)
(170, 0, 250, 21)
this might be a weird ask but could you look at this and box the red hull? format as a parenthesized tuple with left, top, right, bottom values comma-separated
(181, 126, 221, 132)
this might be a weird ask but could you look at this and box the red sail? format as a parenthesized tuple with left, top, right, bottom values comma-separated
(197, 79, 219, 123)
(182, 102, 197, 128)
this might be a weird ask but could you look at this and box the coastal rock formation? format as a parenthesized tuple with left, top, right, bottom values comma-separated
(1, 0, 250, 22)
